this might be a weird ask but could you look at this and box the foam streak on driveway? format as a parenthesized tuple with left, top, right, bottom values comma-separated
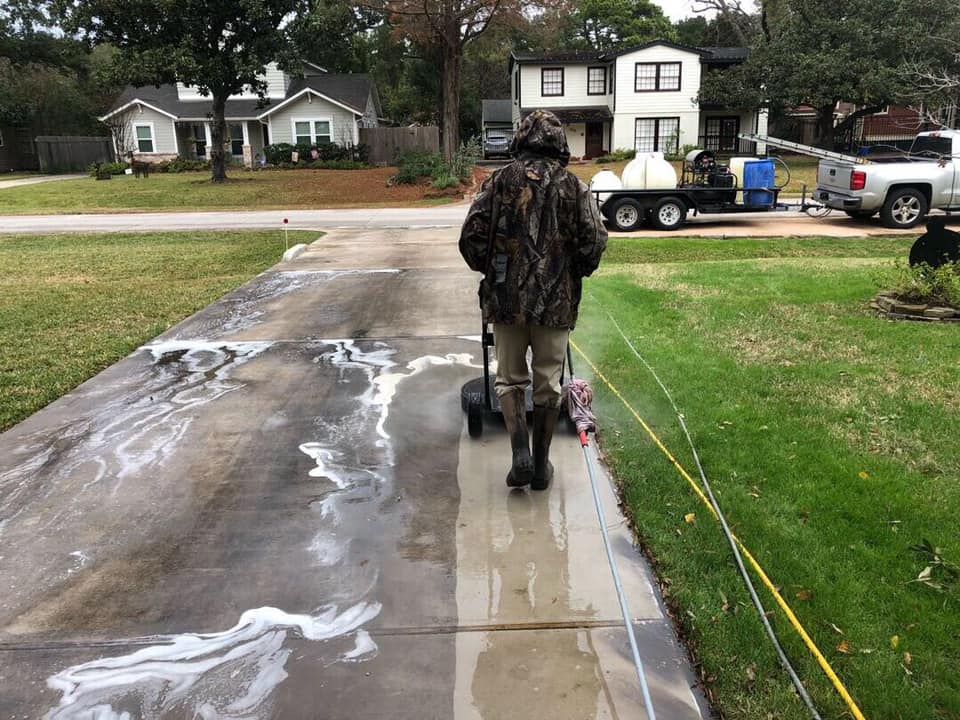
(0, 228, 709, 718)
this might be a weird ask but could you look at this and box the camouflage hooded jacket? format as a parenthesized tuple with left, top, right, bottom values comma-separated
(459, 110, 608, 329)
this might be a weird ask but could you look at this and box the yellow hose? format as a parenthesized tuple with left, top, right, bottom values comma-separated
(570, 339, 867, 720)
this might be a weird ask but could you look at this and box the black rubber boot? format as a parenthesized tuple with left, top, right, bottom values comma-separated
(532, 404, 560, 491)
(499, 388, 533, 488)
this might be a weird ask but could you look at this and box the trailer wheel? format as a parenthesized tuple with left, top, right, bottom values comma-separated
(651, 197, 687, 231)
(880, 188, 928, 229)
(610, 198, 644, 231)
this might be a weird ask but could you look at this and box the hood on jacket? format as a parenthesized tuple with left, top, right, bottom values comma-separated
(509, 109, 571, 166)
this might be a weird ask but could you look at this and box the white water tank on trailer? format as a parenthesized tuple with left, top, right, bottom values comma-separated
(645, 153, 678, 189)
(621, 156, 648, 189)
(728, 157, 755, 188)
(589, 169, 623, 204)
(621, 152, 677, 190)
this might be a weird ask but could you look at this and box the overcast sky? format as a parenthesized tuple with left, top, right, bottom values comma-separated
(652, 0, 757, 23)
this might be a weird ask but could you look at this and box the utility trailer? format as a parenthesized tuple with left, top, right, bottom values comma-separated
(593, 149, 791, 232)
(596, 184, 790, 232)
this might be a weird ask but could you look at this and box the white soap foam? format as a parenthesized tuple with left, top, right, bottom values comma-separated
(46, 602, 380, 719)
(342, 630, 378, 662)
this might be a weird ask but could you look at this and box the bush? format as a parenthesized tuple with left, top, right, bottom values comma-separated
(431, 174, 460, 190)
(264, 143, 296, 166)
(451, 136, 482, 180)
(665, 143, 698, 162)
(307, 159, 370, 170)
(395, 150, 444, 184)
(881, 260, 960, 307)
(88, 161, 127, 177)
(156, 157, 208, 173)
(595, 148, 636, 164)
(263, 141, 370, 167)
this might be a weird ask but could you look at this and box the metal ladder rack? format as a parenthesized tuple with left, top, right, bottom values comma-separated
(738, 133, 871, 164)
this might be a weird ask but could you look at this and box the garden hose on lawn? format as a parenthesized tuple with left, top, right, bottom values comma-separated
(570, 299, 868, 720)
(566, 377, 658, 720)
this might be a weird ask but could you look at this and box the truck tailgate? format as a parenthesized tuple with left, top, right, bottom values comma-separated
(818, 160, 855, 192)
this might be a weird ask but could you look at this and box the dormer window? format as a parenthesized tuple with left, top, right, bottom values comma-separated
(541, 68, 564, 97)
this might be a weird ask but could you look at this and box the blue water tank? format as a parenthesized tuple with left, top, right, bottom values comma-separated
(743, 159, 775, 207)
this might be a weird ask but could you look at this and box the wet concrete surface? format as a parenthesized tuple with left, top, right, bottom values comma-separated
(0, 228, 709, 718)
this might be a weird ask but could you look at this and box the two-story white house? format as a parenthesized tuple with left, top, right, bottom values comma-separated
(99, 62, 381, 167)
(508, 41, 767, 159)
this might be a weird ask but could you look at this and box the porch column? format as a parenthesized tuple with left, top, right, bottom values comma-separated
(241, 121, 252, 168)
(171, 120, 180, 155)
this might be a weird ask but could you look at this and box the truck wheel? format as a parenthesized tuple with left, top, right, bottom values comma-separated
(651, 197, 687, 231)
(880, 188, 928, 229)
(844, 209, 876, 221)
(610, 198, 644, 231)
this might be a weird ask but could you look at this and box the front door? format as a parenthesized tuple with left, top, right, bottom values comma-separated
(705, 116, 740, 152)
(585, 122, 604, 159)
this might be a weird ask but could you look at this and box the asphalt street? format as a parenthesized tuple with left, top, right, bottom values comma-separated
(0, 202, 922, 235)
(0, 228, 711, 718)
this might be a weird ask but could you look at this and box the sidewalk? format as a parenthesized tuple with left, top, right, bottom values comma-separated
(0, 227, 710, 718)
(0, 173, 85, 190)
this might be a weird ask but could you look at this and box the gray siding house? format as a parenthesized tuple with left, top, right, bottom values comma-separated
(100, 62, 381, 166)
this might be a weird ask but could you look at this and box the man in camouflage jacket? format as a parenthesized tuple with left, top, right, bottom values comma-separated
(459, 110, 607, 490)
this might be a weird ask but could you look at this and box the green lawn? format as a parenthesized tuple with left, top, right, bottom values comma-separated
(0, 167, 456, 214)
(574, 236, 958, 719)
(0, 230, 315, 431)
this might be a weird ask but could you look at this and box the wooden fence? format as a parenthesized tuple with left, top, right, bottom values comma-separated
(35, 136, 114, 172)
(359, 126, 439, 165)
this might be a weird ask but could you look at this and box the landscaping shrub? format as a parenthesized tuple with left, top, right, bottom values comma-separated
(880, 260, 960, 307)
(664, 143, 698, 161)
(155, 157, 209, 173)
(264, 143, 296, 166)
(264, 142, 370, 167)
(88, 161, 127, 177)
(307, 159, 370, 170)
(594, 148, 636, 164)
(451, 136, 482, 180)
(395, 150, 444, 184)
(431, 173, 459, 190)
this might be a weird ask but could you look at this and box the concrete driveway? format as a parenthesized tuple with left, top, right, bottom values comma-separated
(0, 228, 710, 718)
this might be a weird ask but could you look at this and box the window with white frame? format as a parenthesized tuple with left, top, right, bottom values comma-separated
(634, 62, 681, 92)
(587, 67, 607, 95)
(634, 117, 680, 153)
(134, 123, 155, 153)
(541, 68, 563, 96)
(293, 119, 332, 146)
(192, 123, 207, 158)
(228, 123, 245, 155)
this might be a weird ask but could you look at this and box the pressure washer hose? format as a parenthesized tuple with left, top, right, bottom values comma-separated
(567, 377, 658, 720)
(593, 305, 823, 720)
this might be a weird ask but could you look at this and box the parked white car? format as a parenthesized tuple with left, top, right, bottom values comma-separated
(815, 130, 960, 228)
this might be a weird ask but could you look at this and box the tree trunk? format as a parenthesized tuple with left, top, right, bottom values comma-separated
(440, 36, 461, 163)
(813, 104, 836, 149)
(210, 92, 229, 183)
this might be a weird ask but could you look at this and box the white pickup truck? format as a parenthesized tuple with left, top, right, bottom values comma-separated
(815, 130, 960, 228)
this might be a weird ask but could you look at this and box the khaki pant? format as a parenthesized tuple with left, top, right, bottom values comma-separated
(493, 324, 569, 408)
